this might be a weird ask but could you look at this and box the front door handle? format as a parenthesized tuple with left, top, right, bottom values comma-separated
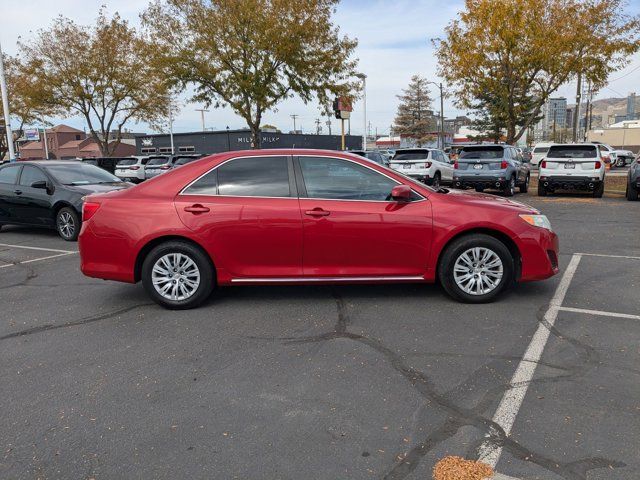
(14, 189, 22, 195)
(184, 204, 210, 214)
(305, 208, 330, 217)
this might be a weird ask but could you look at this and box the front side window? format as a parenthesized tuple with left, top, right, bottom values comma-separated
(299, 156, 398, 201)
(19, 165, 48, 186)
(0, 165, 20, 184)
(184, 156, 290, 197)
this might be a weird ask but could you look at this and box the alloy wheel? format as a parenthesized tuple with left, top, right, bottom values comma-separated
(453, 247, 504, 296)
(57, 212, 75, 239)
(151, 253, 201, 301)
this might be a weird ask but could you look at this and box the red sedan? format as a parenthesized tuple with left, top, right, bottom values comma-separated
(79, 149, 559, 309)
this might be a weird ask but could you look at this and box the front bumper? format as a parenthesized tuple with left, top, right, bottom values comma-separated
(518, 228, 560, 282)
(539, 175, 602, 191)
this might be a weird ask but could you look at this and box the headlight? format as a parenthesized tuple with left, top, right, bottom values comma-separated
(519, 214, 552, 231)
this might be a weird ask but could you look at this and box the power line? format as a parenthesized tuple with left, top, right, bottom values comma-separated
(608, 63, 640, 83)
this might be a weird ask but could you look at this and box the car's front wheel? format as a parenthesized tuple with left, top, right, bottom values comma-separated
(141, 241, 215, 309)
(616, 157, 626, 168)
(56, 207, 80, 241)
(438, 234, 515, 303)
(520, 174, 530, 193)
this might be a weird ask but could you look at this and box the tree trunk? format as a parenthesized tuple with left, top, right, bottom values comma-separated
(250, 123, 261, 149)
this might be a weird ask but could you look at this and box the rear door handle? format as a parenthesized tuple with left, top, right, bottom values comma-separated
(184, 204, 210, 214)
(14, 189, 22, 195)
(305, 208, 330, 217)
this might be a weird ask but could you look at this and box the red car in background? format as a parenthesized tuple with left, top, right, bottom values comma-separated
(79, 149, 559, 309)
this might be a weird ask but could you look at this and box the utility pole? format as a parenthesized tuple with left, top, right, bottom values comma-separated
(439, 83, 444, 149)
(0, 40, 16, 161)
(583, 81, 592, 141)
(326, 119, 332, 135)
(168, 95, 175, 154)
(290, 114, 299, 133)
(41, 118, 49, 160)
(572, 74, 582, 143)
(195, 108, 209, 132)
(314, 118, 321, 135)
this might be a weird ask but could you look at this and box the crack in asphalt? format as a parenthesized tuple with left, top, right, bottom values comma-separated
(0, 303, 153, 341)
(248, 290, 626, 480)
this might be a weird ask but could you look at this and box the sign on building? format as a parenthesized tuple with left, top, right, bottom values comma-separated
(23, 129, 40, 141)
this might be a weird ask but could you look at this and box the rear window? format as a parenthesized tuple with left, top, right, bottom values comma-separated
(547, 145, 597, 158)
(147, 157, 170, 166)
(393, 150, 430, 160)
(533, 147, 550, 153)
(116, 159, 138, 166)
(459, 146, 504, 160)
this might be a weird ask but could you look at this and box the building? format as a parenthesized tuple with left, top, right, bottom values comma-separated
(626, 92, 637, 121)
(534, 97, 568, 142)
(18, 124, 136, 159)
(443, 116, 472, 135)
(134, 129, 362, 155)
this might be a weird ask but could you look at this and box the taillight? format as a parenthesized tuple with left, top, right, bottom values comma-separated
(424, 161, 432, 168)
(541, 160, 547, 168)
(595, 160, 602, 169)
(500, 160, 508, 169)
(160, 165, 171, 170)
(130, 166, 140, 170)
(83, 202, 101, 221)
(454, 161, 459, 169)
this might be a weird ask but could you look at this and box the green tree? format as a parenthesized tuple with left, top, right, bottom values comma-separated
(142, 0, 359, 149)
(393, 75, 437, 146)
(435, 0, 640, 144)
(18, 9, 171, 157)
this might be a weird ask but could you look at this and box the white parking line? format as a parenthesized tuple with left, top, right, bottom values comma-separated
(558, 306, 640, 321)
(576, 252, 640, 260)
(0, 243, 77, 254)
(477, 253, 583, 468)
(0, 251, 76, 269)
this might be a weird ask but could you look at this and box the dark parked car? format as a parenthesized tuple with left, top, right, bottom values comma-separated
(348, 150, 390, 166)
(627, 158, 639, 201)
(0, 161, 130, 240)
(452, 145, 531, 196)
(81, 157, 131, 174)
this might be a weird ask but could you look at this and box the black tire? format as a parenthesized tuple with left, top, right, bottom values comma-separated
(592, 181, 604, 198)
(537, 182, 548, 197)
(430, 172, 441, 189)
(627, 183, 639, 201)
(519, 174, 530, 193)
(475, 186, 484, 193)
(503, 176, 516, 197)
(56, 207, 80, 241)
(438, 233, 515, 303)
(616, 157, 626, 168)
(141, 241, 215, 310)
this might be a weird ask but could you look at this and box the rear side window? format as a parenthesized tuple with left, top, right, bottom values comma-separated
(184, 156, 290, 197)
(0, 165, 20, 184)
(19, 165, 48, 186)
(547, 145, 597, 158)
(459, 147, 504, 160)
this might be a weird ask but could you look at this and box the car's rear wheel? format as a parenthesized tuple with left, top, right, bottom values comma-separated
(616, 157, 626, 168)
(141, 241, 214, 309)
(627, 183, 639, 201)
(56, 207, 80, 241)
(503, 176, 516, 197)
(475, 186, 484, 193)
(431, 172, 441, 189)
(537, 183, 547, 197)
(438, 234, 514, 303)
(592, 181, 604, 198)
(519, 174, 530, 193)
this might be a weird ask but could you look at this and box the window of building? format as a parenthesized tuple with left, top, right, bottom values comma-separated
(141, 147, 157, 154)
(159, 147, 174, 154)
(178, 146, 196, 153)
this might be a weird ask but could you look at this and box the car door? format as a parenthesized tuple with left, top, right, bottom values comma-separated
(175, 155, 304, 278)
(14, 165, 56, 227)
(0, 164, 23, 224)
(514, 149, 529, 182)
(295, 155, 432, 277)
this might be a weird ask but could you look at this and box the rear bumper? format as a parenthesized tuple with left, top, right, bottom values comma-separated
(539, 175, 602, 190)
(518, 228, 560, 282)
(79, 222, 136, 283)
(453, 176, 507, 189)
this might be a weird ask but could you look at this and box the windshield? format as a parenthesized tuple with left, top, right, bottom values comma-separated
(47, 164, 122, 185)
(116, 158, 138, 166)
(393, 151, 429, 160)
(147, 157, 170, 166)
(459, 147, 504, 160)
(547, 145, 597, 158)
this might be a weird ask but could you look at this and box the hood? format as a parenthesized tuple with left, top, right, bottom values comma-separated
(440, 189, 539, 214)
(67, 182, 132, 195)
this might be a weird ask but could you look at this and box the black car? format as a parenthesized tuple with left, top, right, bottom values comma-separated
(627, 157, 640, 201)
(81, 157, 130, 174)
(0, 161, 130, 241)
(348, 150, 390, 166)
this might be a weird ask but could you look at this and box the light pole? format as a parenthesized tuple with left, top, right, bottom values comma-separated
(195, 108, 209, 132)
(226, 126, 231, 151)
(426, 81, 445, 149)
(0, 40, 16, 162)
(356, 73, 367, 151)
(168, 95, 175, 154)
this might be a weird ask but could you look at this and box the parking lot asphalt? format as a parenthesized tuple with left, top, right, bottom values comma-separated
(1, 190, 638, 480)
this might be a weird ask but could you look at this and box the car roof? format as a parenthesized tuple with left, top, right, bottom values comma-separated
(460, 144, 506, 149)
(548, 143, 597, 147)
(12, 160, 83, 167)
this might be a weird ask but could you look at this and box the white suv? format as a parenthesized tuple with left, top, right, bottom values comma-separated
(114, 156, 149, 183)
(531, 142, 554, 168)
(538, 143, 606, 197)
(389, 148, 453, 188)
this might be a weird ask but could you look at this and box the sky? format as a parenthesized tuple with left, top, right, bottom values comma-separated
(1, 0, 640, 137)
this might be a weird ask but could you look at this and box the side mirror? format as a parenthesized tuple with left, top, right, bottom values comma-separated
(31, 180, 48, 189)
(391, 184, 412, 201)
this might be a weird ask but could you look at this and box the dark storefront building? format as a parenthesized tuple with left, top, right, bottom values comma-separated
(135, 129, 362, 156)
